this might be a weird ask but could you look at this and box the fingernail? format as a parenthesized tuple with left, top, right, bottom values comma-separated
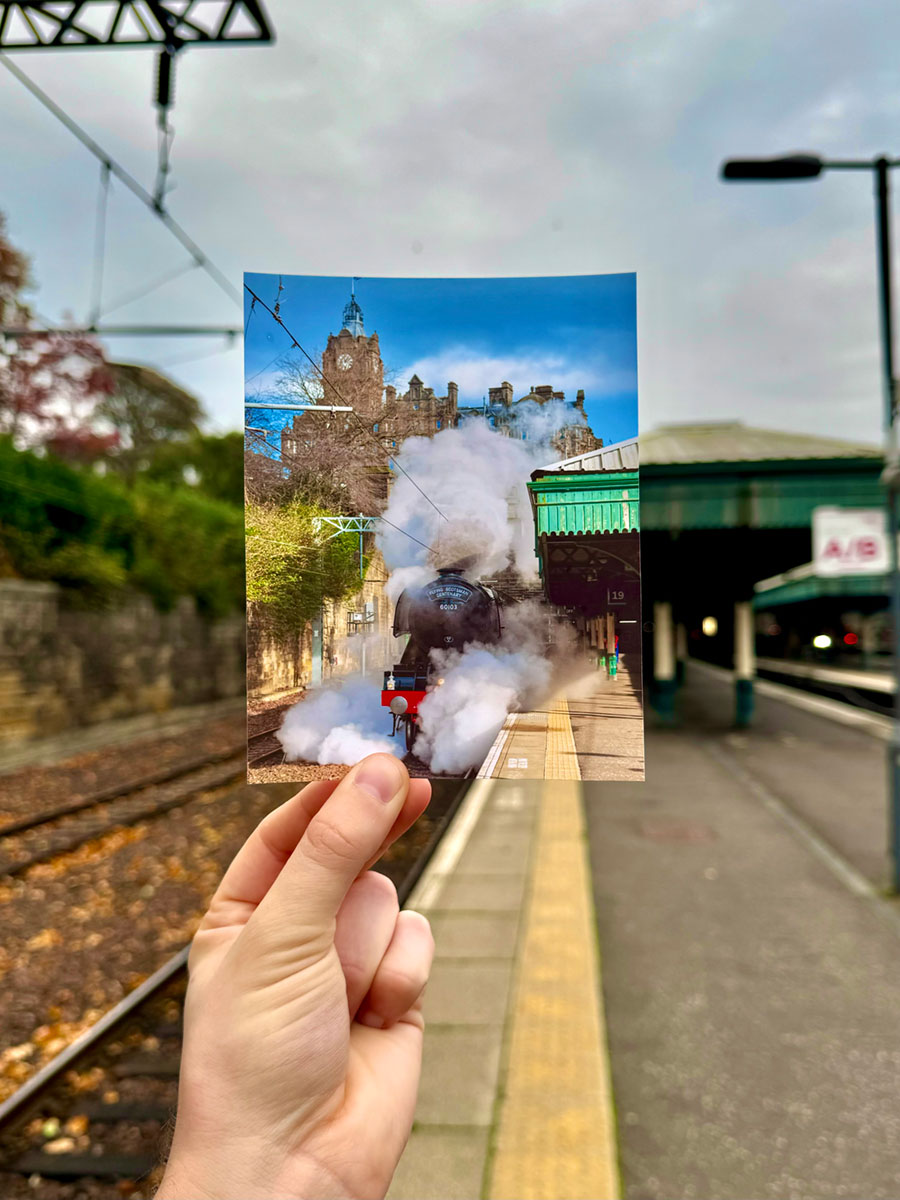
(357, 1011, 385, 1029)
(355, 756, 403, 804)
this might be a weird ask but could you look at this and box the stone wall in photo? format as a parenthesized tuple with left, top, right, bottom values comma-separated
(0, 580, 245, 748)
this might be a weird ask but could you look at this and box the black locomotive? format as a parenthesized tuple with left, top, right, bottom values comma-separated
(381, 567, 502, 752)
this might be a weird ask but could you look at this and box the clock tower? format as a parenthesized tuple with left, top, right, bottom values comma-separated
(322, 284, 384, 416)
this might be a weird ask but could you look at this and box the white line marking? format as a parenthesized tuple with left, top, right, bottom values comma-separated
(690, 659, 892, 741)
(703, 740, 876, 898)
(477, 712, 517, 779)
(404, 777, 496, 912)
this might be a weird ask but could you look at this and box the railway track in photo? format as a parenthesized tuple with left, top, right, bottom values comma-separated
(0, 777, 471, 1199)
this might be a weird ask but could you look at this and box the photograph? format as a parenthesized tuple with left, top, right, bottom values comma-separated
(244, 272, 642, 782)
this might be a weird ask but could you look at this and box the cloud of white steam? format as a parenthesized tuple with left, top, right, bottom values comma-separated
(508, 397, 587, 443)
(415, 601, 573, 775)
(376, 405, 580, 600)
(417, 642, 551, 775)
(278, 678, 401, 765)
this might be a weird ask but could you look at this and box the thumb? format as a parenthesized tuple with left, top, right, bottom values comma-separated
(255, 754, 409, 933)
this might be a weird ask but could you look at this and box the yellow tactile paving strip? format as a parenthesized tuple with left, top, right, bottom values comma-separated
(487, 779, 620, 1200)
(544, 694, 582, 780)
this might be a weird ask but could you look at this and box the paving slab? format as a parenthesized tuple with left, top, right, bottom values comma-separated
(388, 1126, 489, 1200)
(414, 1025, 505, 1127)
(427, 912, 521, 958)
(435, 871, 528, 913)
(424, 960, 515, 1025)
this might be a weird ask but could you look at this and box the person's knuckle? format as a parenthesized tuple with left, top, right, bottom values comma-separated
(304, 811, 360, 864)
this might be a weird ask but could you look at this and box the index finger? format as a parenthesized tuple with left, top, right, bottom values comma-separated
(200, 772, 430, 934)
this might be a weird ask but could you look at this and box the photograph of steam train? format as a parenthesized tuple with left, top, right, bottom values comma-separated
(243, 273, 643, 782)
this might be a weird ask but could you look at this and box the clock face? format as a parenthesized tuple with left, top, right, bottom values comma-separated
(337, 353, 353, 371)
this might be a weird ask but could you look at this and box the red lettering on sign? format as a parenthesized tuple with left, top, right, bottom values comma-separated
(822, 539, 844, 559)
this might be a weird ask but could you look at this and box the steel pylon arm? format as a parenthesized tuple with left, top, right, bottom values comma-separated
(0, 2, 274, 49)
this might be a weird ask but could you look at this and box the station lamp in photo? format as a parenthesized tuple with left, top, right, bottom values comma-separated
(721, 149, 900, 890)
(701, 616, 718, 638)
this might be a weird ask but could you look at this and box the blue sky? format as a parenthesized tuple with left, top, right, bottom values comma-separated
(244, 273, 638, 446)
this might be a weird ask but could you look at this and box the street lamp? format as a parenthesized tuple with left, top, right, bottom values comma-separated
(721, 151, 900, 890)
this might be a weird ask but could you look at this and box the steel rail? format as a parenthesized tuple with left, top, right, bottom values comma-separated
(0, 776, 471, 1135)
(0, 743, 246, 839)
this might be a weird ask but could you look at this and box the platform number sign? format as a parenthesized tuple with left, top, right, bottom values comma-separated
(607, 583, 637, 607)
(813, 507, 889, 576)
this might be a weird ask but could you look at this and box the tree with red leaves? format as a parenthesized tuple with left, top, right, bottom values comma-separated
(0, 213, 116, 460)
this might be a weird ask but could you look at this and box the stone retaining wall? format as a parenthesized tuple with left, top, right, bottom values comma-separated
(0, 580, 245, 748)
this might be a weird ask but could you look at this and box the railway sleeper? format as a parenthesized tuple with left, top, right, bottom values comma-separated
(11, 1150, 158, 1180)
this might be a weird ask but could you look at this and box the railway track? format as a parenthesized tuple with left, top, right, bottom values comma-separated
(0, 751, 248, 878)
(0, 778, 471, 1198)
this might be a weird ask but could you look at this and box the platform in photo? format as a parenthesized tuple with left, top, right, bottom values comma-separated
(243, 273, 643, 783)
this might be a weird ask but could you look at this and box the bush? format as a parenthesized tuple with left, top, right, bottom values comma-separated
(245, 498, 362, 637)
(0, 438, 244, 615)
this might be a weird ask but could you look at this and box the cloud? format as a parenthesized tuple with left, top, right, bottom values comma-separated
(394, 345, 634, 406)
(1, 0, 895, 445)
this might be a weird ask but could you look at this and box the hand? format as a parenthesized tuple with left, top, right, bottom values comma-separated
(156, 755, 434, 1199)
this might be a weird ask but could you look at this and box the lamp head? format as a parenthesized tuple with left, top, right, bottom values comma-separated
(721, 154, 823, 181)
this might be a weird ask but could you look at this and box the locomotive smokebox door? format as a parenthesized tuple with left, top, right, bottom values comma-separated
(396, 568, 502, 657)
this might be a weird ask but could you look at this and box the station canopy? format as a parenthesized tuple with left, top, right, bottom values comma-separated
(527, 420, 885, 621)
(639, 422, 882, 531)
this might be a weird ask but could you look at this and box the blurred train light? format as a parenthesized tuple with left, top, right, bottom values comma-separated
(767, 624, 781, 636)
(701, 617, 718, 637)
(812, 634, 833, 649)
(844, 632, 859, 646)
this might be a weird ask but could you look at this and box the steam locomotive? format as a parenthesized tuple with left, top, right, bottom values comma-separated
(382, 567, 502, 753)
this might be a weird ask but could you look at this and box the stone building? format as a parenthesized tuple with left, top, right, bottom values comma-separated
(459, 382, 603, 460)
(281, 287, 602, 463)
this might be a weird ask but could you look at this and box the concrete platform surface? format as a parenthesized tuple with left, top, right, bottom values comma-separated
(390, 777, 619, 1200)
(587, 667, 900, 1200)
(477, 660, 644, 784)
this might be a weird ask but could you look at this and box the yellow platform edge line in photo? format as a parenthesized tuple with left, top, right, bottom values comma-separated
(487, 779, 620, 1200)
(544, 694, 582, 781)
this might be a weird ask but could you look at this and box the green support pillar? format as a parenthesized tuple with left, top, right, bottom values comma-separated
(734, 599, 755, 727)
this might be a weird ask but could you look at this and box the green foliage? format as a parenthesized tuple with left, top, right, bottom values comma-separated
(0, 438, 243, 616)
(142, 432, 245, 505)
(245, 498, 362, 637)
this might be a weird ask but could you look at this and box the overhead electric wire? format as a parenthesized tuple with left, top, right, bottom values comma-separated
(100, 260, 201, 319)
(0, 54, 241, 310)
(243, 284, 449, 524)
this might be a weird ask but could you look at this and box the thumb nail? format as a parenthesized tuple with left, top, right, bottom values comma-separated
(355, 755, 404, 805)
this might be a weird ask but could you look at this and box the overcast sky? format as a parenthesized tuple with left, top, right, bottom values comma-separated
(2, 0, 896, 445)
